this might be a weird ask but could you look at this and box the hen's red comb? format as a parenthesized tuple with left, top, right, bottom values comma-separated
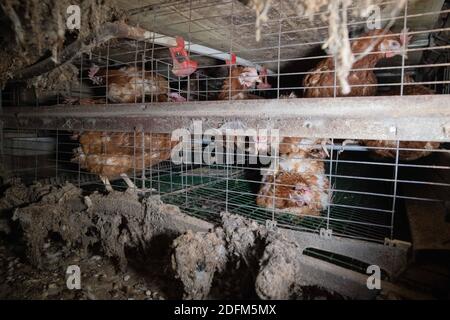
(226, 53, 237, 65)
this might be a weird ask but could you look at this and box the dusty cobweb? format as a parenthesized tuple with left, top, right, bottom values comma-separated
(250, 0, 407, 95)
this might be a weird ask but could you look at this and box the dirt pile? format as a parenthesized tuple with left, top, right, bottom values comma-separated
(255, 233, 301, 299)
(1, 182, 343, 300)
(86, 189, 187, 270)
(0, 179, 53, 212)
(171, 229, 227, 299)
(171, 213, 308, 300)
(3, 181, 194, 271)
(12, 183, 92, 267)
(0, 179, 55, 237)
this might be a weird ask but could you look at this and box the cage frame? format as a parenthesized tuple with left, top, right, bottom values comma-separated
(4, 95, 446, 283)
(1, 0, 449, 299)
(2, 95, 449, 141)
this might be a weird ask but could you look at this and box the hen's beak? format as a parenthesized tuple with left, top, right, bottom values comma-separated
(321, 140, 330, 158)
(401, 49, 409, 60)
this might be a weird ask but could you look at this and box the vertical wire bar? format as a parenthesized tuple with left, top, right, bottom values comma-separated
(103, 132, 108, 190)
(390, 140, 401, 239)
(445, 65, 450, 94)
(150, 8, 157, 104)
(390, 0, 409, 238)
(434, 70, 438, 92)
(157, 138, 162, 195)
(446, 61, 450, 94)
(444, 65, 448, 94)
(133, 38, 140, 104)
(400, 0, 409, 96)
(271, 145, 278, 222)
(332, 4, 339, 98)
(272, 0, 284, 222)
(197, 73, 200, 101)
(333, 53, 338, 98)
(149, 9, 157, 194)
(179, 130, 184, 202)
(185, 0, 193, 207)
(326, 138, 335, 231)
(187, 0, 193, 103)
(276, 1, 282, 100)
(142, 41, 147, 104)
(333, 3, 338, 99)
(167, 62, 171, 98)
(228, 10, 233, 100)
(225, 0, 235, 213)
(225, 136, 229, 213)
(137, 0, 145, 105)
(140, 6, 148, 189)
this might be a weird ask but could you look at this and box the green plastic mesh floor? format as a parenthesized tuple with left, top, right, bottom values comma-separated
(146, 157, 396, 243)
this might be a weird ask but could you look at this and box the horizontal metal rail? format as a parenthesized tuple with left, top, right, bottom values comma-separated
(2, 95, 450, 141)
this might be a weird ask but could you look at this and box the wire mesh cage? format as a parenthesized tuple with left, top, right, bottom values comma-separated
(1, 0, 449, 249)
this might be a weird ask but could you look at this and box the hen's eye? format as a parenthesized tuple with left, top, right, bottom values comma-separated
(390, 41, 401, 49)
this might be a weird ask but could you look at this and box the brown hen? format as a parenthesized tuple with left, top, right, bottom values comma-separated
(73, 65, 177, 190)
(89, 65, 169, 103)
(365, 75, 440, 161)
(257, 138, 330, 217)
(218, 65, 263, 100)
(256, 164, 330, 217)
(255, 91, 331, 217)
(304, 29, 409, 97)
(72, 132, 176, 191)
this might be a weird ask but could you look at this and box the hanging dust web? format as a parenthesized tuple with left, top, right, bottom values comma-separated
(250, 0, 407, 95)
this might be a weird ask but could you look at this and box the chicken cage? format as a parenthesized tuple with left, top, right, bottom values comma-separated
(1, 0, 450, 295)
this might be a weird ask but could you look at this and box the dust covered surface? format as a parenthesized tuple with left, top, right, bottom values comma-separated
(0, 181, 190, 299)
(0, 0, 124, 89)
(171, 212, 342, 300)
(171, 229, 227, 299)
(0, 181, 343, 300)
(2, 180, 191, 271)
